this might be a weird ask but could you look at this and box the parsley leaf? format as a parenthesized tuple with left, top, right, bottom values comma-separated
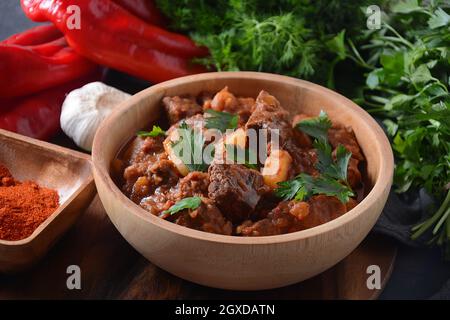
(274, 173, 354, 203)
(335, 145, 352, 182)
(137, 125, 166, 137)
(310, 176, 354, 203)
(314, 140, 352, 183)
(314, 138, 333, 173)
(163, 197, 202, 215)
(428, 7, 450, 29)
(295, 111, 332, 142)
(275, 179, 303, 201)
(225, 144, 258, 170)
(205, 109, 239, 132)
(172, 122, 209, 172)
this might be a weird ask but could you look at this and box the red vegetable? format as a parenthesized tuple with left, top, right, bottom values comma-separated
(21, 0, 208, 58)
(0, 25, 98, 98)
(112, 0, 167, 26)
(0, 71, 101, 140)
(21, 0, 209, 83)
(2, 24, 61, 46)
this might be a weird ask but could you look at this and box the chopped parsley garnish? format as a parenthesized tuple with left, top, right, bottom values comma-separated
(295, 110, 332, 142)
(205, 109, 239, 133)
(275, 173, 354, 204)
(172, 122, 209, 172)
(163, 196, 202, 215)
(137, 125, 166, 137)
(277, 111, 354, 203)
(314, 141, 352, 183)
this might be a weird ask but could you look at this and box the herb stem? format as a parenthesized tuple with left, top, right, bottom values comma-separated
(412, 189, 450, 240)
(347, 39, 374, 70)
(384, 23, 414, 49)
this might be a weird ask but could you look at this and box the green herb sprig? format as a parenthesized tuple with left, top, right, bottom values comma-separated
(137, 125, 166, 137)
(295, 111, 332, 142)
(172, 122, 209, 173)
(205, 109, 239, 132)
(156, 0, 376, 84)
(163, 196, 202, 215)
(340, 1, 450, 253)
(275, 173, 354, 204)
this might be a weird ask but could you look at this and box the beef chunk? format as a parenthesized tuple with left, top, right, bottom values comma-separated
(208, 164, 269, 223)
(347, 158, 362, 188)
(237, 195, 347, 236)
(167, 172, 209, 201)
(328, 126, 364, 161)
(236, 97, 255, 124)
(172, 198, 233, 235)
(246, 90, 293, 145)
(122, 136, 179, 203)
(139, 186, 172, 216)
(124, 152, 180, 203)
(237, 201, 307, 236)
(246, 90, 289, 126)
(140, 172, 209, 216)
(163, 96, 203, 124)
(284, 142, 319, 177)
(298, 195, 347, 229)
(292, 114, 313, 148)
(140, 172, 232, 235)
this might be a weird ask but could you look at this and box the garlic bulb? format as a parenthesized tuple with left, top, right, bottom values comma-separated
(60, 82, 131, 151)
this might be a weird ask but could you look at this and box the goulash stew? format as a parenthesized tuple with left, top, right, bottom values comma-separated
(117, 87, 365, 236)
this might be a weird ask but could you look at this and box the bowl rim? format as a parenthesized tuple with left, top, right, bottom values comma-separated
(0, 129, 94, 247)
(92, 71, 394, 245)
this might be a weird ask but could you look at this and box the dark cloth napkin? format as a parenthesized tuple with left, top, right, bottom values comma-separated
(373, 188, 450, 299)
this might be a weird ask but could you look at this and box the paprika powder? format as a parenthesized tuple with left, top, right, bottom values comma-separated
(0, 163, 59, 241)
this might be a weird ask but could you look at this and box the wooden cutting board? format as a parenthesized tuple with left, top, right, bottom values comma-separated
(0, 196, 396, 299)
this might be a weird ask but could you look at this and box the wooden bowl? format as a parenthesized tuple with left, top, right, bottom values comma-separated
(0, 129, 96, 273)
(92, 72, 394, 290)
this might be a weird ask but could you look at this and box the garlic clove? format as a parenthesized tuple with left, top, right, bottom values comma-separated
(60, 81, 131, 151)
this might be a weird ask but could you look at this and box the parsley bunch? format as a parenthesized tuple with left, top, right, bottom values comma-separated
(156, 0, 380, 84)
(344, 0, 450, 254)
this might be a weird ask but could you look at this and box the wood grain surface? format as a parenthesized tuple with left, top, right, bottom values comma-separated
(0, 197, 396, 300)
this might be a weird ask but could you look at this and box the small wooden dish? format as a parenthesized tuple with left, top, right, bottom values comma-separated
(93, 72, 394, 290)
(0, 129, 96, 273)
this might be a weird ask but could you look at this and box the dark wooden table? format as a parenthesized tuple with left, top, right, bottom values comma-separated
(0, 195, 397, 300)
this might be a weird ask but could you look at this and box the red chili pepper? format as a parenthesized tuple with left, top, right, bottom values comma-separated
(112, 0, 167, 26)
(2, 24, 61, 46)
(0, 71, 101, 140)
(21, 0, 209, 83)
(22, 0, 208, 59)
(0, 27, 98, 98)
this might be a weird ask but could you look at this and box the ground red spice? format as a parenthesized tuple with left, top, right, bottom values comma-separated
(0, 163, 59, 241)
